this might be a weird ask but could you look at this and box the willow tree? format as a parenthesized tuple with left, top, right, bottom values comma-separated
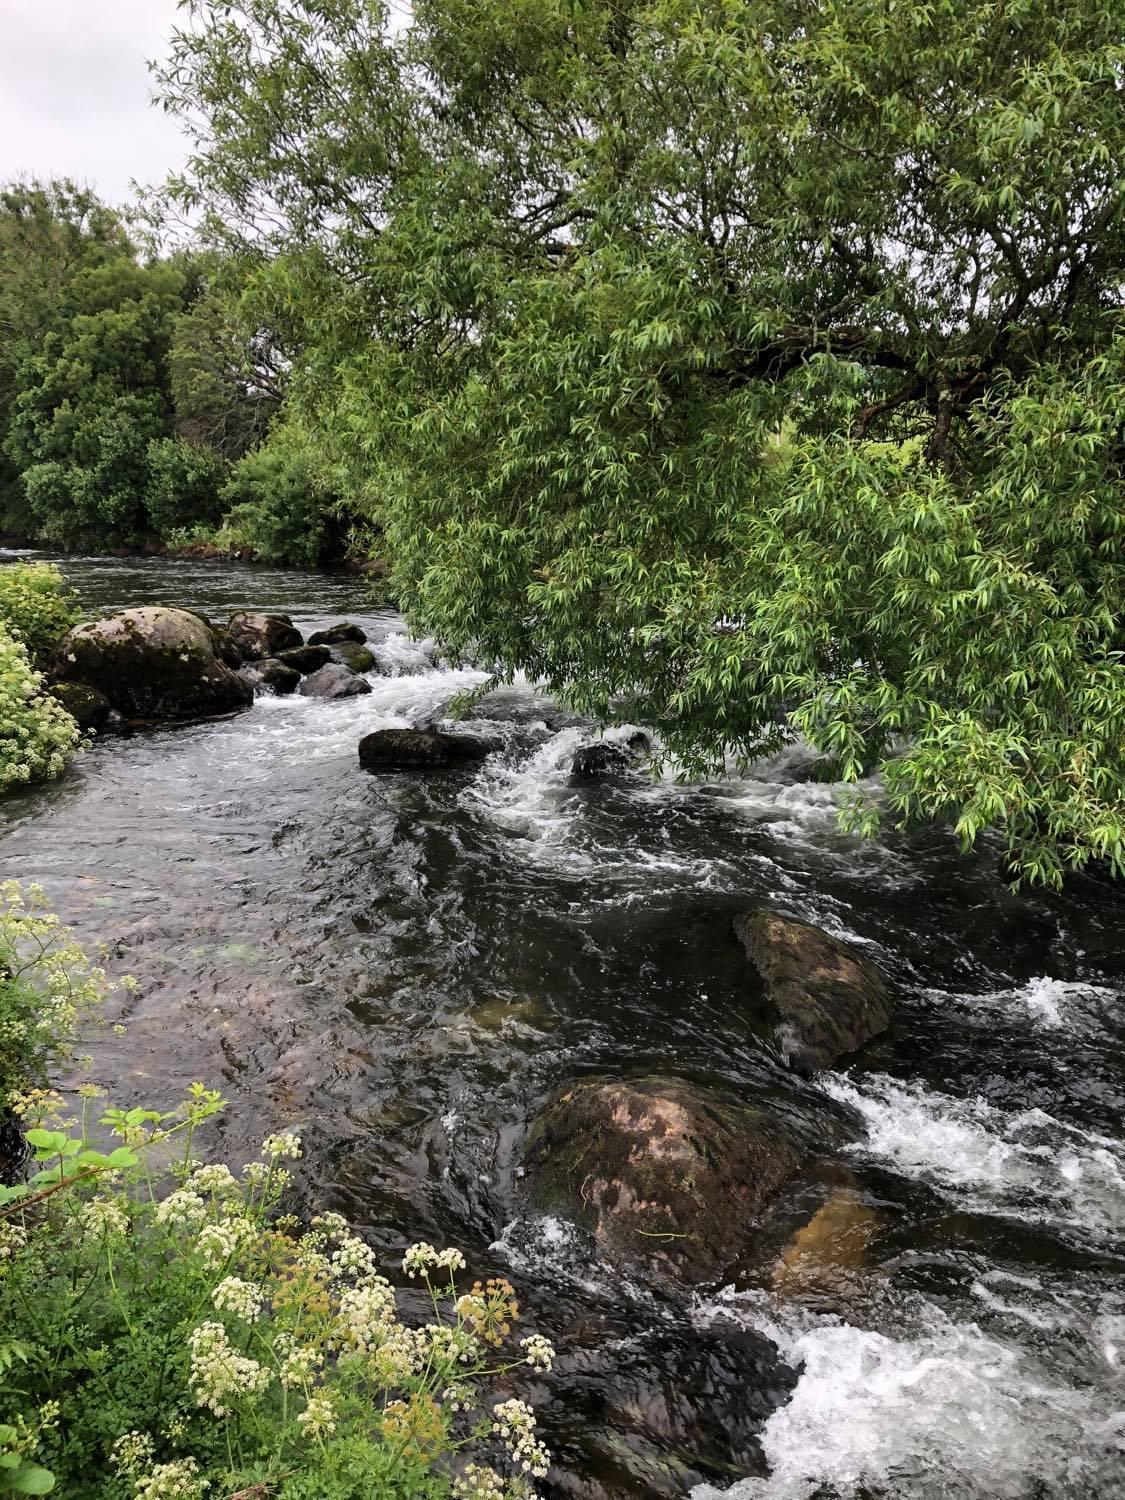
(158, 0, 1125, 883)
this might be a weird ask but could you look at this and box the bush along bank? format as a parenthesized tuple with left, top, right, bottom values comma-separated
(0, 888, 556, 1499)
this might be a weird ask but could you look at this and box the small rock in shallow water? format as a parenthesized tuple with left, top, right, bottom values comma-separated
(358, 727, 491, 770)
(733, 908, 892, 1074)
(238, 659, 301, 696)
(275, 644, 331, 675)
(329, 641, 377, 672)
(298, 664, 372, 699)
(308, 621, 367, 646)
(227, 610, 303, 659)
(571, 742, 636, 779)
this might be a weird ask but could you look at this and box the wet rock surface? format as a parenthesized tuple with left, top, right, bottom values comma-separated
(358, 727, 493, 771)
(524, 1076, 802, 1283)
(227, 610, 303, 660)
(298, 663, 372, 699)
(329, 641, 377, 673)
(309, 621, 367, 646)
(49, 680, 111, 732)
(734, 909, 893, 1074)
(51, 606, 253, 720)
(275, 644, 331, 675)
(238, 658, 301, 696)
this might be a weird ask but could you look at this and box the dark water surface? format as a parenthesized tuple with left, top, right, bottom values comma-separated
(3, 549, 1124, 1498)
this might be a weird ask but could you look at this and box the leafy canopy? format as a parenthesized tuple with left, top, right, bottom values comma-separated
(158, 0, 1125, 883)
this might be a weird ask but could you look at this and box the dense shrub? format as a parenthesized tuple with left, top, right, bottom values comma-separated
(218, 426, 338, 567)
(0, 626, 78, 793)
(144, 438, 229, 536)
(0, 563, 78, 667)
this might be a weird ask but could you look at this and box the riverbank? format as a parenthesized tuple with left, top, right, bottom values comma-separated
(0, 533, 392, 579)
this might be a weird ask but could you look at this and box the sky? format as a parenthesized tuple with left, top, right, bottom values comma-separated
(0, 0, 189, 206)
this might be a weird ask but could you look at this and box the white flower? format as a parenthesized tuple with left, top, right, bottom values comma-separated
(110, 1430, 154, 1477)
(196, 1215, 255, 1270)
(80, 1196, 129, 1240)
(277, 1336, 324, 1389)
(453, 1464, 506, 1500)
(310, 1210, 349, 1238)
(402, 1241, 439, 1277)
(329, 1233, 380, 1281)
(241, 1160, 270, 1187)
(188, 1321, 271, 1416)
(187, 1163, 239, 1195)
(133, 1456, 210, 1499)
(211, 1275, 264, 1322)
(332, 1279, 398, 1354)
(424, 1322, 480, 1366)
(154, 1189, 207, 1232)
(296, 1391, 337, 1440)
(492, 1398, 550, 1479)
(261, 1130, 301, 1160)
(442, 1380, 475, 1412)
(0, 1220, 26, 1259)
(520, 1333, 556, 1372)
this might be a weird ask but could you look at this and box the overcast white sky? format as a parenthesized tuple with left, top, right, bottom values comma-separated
(0, 0, 189, 206)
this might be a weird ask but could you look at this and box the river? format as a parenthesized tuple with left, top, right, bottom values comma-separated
(3, 548, 1124, 1499)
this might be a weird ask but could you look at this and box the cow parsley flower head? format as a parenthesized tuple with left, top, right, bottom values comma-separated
(211, 1275, 265, 1322)
(133, 1457, 210, 1499)
(110, 1430, 154, 1478)
(80, 1196, 130, 1240)
(520, 1333, 556, 1372)
(261, 1130, 302, 1160)
(188, 1321, 271, 1415)
(296, 1392, 337, 1440)
(492, 1398, 550, 1478)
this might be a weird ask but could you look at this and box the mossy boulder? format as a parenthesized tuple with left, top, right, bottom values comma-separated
(309, 621, 367, 646)
(49, 681, 111, 732)
(524, 1076, 801, 1283)
(733, 909, 892, 1074)
(227, 611, 303, 660)
(329, 641, 377, 673)
(358, 727, 492, 771)
(52, 608, 252, 721)
(276, 644, 331, 675)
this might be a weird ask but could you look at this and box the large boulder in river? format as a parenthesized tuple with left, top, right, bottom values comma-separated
(309, 621, 367, 646)
(227, 610, 303, 660)
(358, 727, 491, 771)
(524, 1076, 801, 1283)
(571, 733, 651, 781)
(276, 644, 331, 675)
(52, 608, 252, 721)
(298, 663, 371, 700)
(329, 641, 377, 673)
(733, 909, 892, 1075)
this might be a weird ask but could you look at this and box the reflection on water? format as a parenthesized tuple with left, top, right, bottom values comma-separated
(3, 548, 1124, 1498)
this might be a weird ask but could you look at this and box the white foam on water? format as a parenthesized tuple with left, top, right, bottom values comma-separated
(691, 1287, 1125, 1500)
(924, 976, 1122, 1033)
(822, 1073, 1125, 1248)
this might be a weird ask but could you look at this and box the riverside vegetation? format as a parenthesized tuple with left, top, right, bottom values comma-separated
(0, 886, 556, 1498)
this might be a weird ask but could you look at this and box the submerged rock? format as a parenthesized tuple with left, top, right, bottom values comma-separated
(329, 641, 377, 673)
(298, 663, 372, 700)
(733, 909, 892, 1074)
(49, 681, 111, 732)
(52, 607, 252, 721)
(358, 727, 492, 771)
(275, 644, 331, 675)
(524, 1076, 801, 1283)
(238, 658, 301, 696)
(227, 610, 303, 660)
(309, 621, 367, 646)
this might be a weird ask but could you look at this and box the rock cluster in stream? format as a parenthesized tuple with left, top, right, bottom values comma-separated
(49, 608, 378, 725)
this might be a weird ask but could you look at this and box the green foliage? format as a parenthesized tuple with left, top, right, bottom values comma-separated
(217, 421, 341, 566)
(0, 565, 77, 668)
(0, 630, 79, 796)
(0, 1085, 554, 1499)
(144, 438, 229, 537)
(0, 882, 120, 1112)
(158, 0, 1125, 883)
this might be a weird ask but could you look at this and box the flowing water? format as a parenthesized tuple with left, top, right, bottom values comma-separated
(3, 549, 1124, 1499)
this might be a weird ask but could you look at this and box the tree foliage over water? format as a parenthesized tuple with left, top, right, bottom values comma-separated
(156, 0, 1125, 884)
